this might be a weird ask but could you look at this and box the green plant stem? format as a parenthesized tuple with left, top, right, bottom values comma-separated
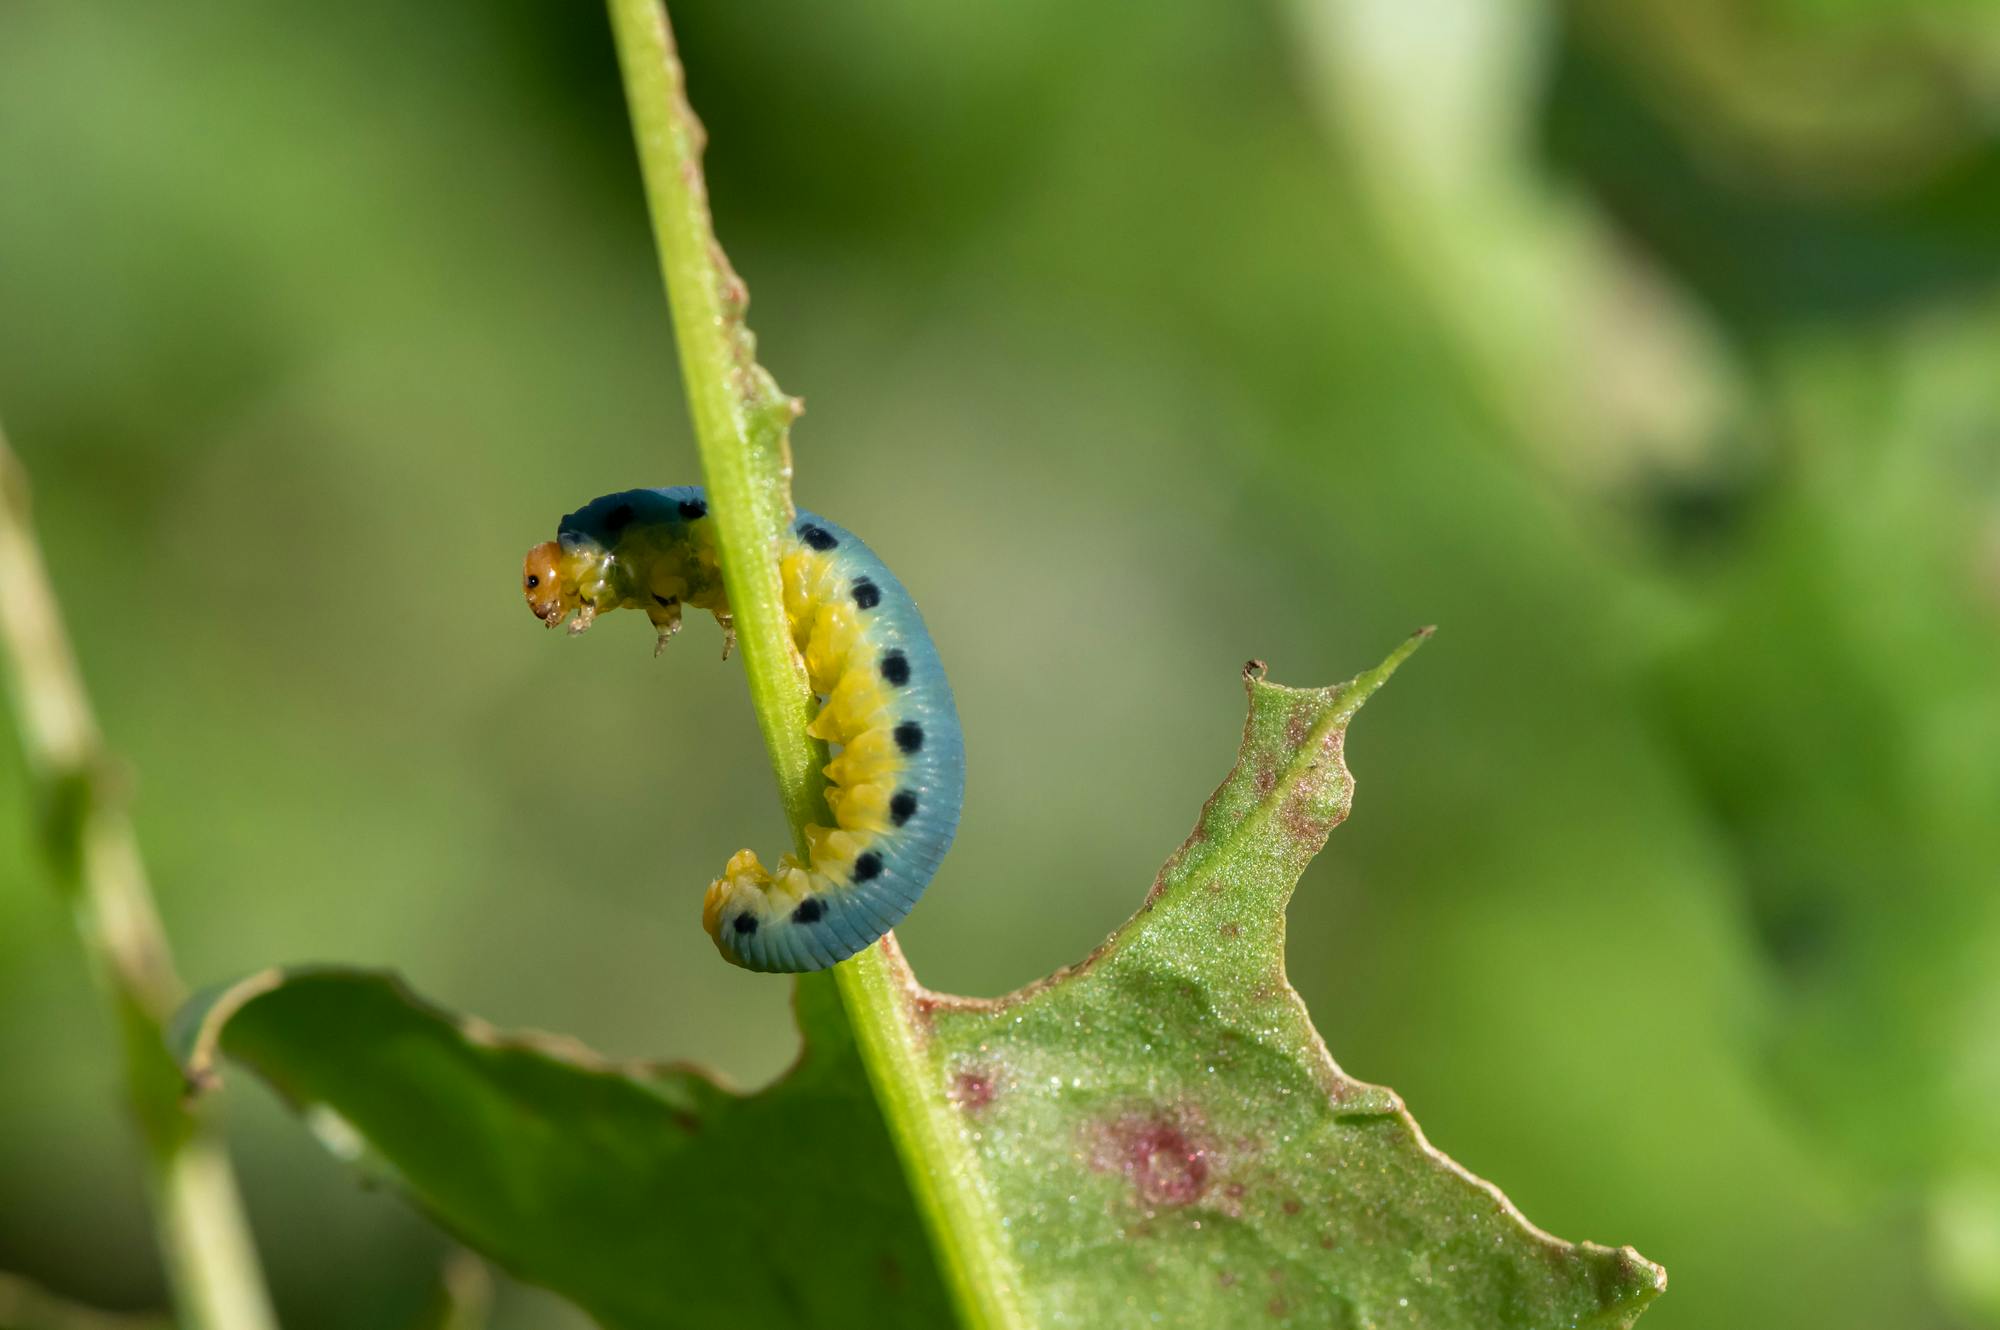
(0, 430, 278, 1330)
(601, 0, 820, 841)
(831, 944, 1023, 1327)
(603, 4, 1022, 1326)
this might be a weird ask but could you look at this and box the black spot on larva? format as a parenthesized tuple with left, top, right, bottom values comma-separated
(880, 650, 911, 686)
(678, 498, 707, 520)
(798, 523, 838, 551)
(604, 503, 635, 533)
(653, 594, 677, 608)
(852, 577, 882, 610)
(854, 852, 883, 882)
(890, 791, 918, 825)
(894, 722, 924, 754)
(732, 914, 758, 936)
(791, 897, 825, 924)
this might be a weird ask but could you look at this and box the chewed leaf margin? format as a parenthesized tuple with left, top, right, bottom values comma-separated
(854, 634, 1668, 1329)
(172, 965, 952, 1330)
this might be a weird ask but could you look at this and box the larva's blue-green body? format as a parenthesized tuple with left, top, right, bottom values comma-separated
(529, 486, 962, 973)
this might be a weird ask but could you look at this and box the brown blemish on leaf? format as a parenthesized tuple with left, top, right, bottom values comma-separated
(1219, 1271, 1239, 1289)
(1280, 788, 1336, 846)
(1254, 762, 1279, 798)
(1091, 1110, 1214, 1208)
(1282, 1198, 1302, 1216)
(1267, 1297, 1287, 1318)
(1599, 1246, 1666, 1301)
(1285, 701, 1315, 748)
(950, 1066, 998, 1112)
(1219, 921, 1241, 938)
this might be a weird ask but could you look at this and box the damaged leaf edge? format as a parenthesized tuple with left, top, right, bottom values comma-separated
(866, 629, 1667, 1308)
(172, 964, 777, 1103)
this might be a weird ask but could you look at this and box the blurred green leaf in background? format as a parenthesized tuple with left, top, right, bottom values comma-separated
(2, 1, 1998, 1328)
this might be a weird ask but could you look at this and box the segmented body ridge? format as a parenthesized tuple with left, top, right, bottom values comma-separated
(543, 485, 963, 971)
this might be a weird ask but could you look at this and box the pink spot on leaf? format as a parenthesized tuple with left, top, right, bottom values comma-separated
(1285, 703, 1314, 747)
(950, 1066, 998, 1112)
(1092, 1111, 1213, 1207)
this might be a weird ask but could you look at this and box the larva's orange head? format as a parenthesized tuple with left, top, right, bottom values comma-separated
(522, 541, 570, 625)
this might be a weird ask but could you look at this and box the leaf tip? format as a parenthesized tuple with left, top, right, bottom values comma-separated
(1334, 625, 1434, 718)
(170, 966, 290, 1098)
(1384, 623, 1435, 670)
(1602, 1242, 1669, 1310)
(1561, 1240, 1667, 1323)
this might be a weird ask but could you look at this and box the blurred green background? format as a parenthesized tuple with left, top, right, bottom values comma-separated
(2, 1, 1998, 1327)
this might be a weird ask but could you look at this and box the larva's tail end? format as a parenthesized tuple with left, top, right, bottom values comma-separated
(702, 850, 766, 969)
(703, 849, 846, 972)
(700, 876, 734, 961)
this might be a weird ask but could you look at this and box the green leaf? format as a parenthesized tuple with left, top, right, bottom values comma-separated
(173, 968, 954, 1330)
(884, 645, 1663, 1328)
(177, 636, 1663, 1329)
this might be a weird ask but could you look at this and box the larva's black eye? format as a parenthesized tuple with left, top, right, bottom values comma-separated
(526, 574, 540, 589)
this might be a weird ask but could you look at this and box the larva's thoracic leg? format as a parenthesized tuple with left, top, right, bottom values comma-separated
(648, 597, 683, 657)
